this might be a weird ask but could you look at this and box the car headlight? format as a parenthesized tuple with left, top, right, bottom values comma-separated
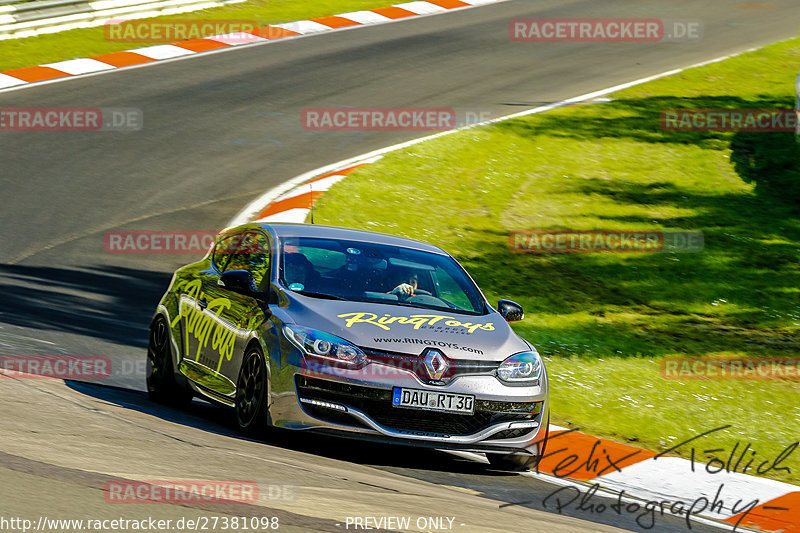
(497, 351, 542, 383)
(282, 325, 366, 367)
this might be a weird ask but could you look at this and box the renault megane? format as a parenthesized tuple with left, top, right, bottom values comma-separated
(147, 223, 549, 470)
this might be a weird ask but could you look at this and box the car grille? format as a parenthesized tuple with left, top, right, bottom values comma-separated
(296, 376, 541, 437)
(360, 347, 499, 385)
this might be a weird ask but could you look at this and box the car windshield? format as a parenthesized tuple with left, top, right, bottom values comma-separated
(279, 237, 486, 315)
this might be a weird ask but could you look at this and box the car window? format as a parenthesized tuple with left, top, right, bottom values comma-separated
(433, 266, 474, 310)
(280, 237, 485, 314)
(297, 245, 347, 273)
(213, 230, 271, 288)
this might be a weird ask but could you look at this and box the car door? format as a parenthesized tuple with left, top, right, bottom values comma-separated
(182, 229, 271, 402)
(207, 229, 272, 393)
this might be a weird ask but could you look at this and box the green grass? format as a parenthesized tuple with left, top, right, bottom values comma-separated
(0, 0, 391, 71)
(312, 38, 800, 484)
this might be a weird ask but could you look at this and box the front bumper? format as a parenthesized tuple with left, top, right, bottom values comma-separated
(278, 361, 548, 454)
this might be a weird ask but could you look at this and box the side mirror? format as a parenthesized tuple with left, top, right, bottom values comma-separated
(497, 299, 524, 322)
(219, 270, 259, 296)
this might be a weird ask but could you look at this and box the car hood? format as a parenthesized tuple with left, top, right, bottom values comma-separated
(279, 295, 530, 361)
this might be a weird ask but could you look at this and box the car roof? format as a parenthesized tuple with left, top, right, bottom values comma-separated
(258, 223, 448, 255)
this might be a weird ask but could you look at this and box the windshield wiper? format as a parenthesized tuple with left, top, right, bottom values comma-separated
(360, 297, 483, 315)
(363, 298, 448, 312)
(295, 290, 345, 300)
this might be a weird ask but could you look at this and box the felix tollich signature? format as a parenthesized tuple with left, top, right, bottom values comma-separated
(500, 425, 797, 530)
(656, 425, 797, 477)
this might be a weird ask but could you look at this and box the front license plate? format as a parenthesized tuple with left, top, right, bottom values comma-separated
(392, 388, 475, 415)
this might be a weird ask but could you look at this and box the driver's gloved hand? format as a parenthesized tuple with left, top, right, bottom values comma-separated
(391, 283, 415, 296)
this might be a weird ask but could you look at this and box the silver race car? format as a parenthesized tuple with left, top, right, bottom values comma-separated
(148, 223, 549, 469)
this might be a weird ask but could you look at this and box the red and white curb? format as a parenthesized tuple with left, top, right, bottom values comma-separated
(248, 159, 380, 224)
(228, 58, 799, 532)
(530, 426, 798, 532)
(448, 426, 800, 532)
(0, 0, 503, 92)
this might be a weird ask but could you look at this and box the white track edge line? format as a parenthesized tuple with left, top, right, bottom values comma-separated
(228, 48, 754, 227)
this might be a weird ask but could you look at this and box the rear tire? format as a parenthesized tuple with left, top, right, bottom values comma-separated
(235, 346, 271, 437)
(146, 316, 193, 407)
(487, 415, 550, 471)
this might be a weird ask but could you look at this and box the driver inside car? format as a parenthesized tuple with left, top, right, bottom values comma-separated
(390, 273, 419, 297)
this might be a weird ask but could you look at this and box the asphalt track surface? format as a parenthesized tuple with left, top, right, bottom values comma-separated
(2, 0, 800, 531)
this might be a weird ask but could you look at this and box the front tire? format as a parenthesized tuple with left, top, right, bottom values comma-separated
(146, 316, 192, 407)
(235, 346, 270, 437)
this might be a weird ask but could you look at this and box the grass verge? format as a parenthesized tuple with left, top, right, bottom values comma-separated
(0, 0, 392, 71)
(312, 38, 800, 484)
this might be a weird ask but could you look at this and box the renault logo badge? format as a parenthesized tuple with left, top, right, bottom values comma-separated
(422, 349, 448, 380)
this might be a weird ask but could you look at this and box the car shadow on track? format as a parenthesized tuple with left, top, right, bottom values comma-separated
(64, 380, 508, 477)
(0, 264, 171, 348)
